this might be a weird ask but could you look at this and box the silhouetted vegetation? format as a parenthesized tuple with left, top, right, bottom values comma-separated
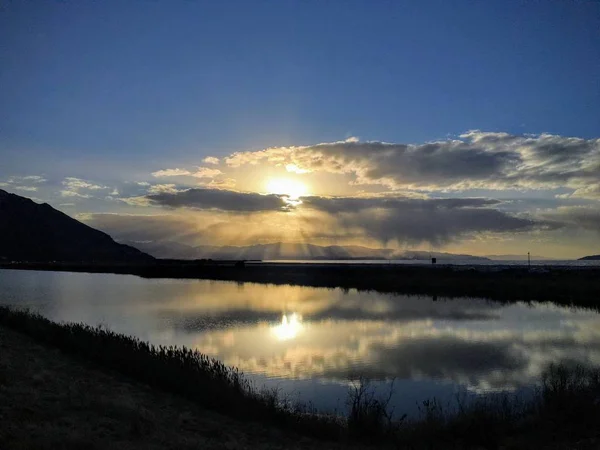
(1, 306, 599, 448)
(3, 261, 600, 308)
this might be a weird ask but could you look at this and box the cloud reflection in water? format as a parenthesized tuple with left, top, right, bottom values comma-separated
(2, 271, 599, 396)
(146, 282, 600, 393)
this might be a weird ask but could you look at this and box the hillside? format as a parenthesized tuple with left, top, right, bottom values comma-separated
(579, 255, 600, 260)
(0, 190, 153, 263)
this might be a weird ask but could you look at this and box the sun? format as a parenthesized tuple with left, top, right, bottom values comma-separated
(272, 313, 303, 341)
(266, 178, 308, 199)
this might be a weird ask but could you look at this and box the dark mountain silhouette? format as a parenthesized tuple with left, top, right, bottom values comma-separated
(579, 255, 600, 260)
(125, 240, 490, 261)
(0, 190, 153, 263)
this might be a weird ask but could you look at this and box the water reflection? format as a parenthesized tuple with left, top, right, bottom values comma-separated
(1, 269, 599, 404)
(273, 313, 303, 341)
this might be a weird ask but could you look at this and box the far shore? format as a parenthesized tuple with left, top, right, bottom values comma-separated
(2, 260, 600, 307)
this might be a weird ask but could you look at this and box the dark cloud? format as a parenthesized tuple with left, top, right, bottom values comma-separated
(541, 206, 600, 233)
(147, 188, 290, 212)
(302, 196, 501, 213)
(316, 141, 518, 186)
(302, 195, 537, 245)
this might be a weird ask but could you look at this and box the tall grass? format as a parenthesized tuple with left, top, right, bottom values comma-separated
(0, 306, 343, 440)
(1, 306, 599, 448)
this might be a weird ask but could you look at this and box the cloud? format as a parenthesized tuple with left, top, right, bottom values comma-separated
(541, 206, 600, 233)
(203, 156, 220, 165)
(147, 184, 181, 194)
(118, 196, 152, 206)
(146, 188, 291, 212)
(60, 177, 108, 198)
(60, 190, 91, 198)
(301, 196, 502, 213)
(301, 195, 538, 245)
(151, 167, 222, 179)
(151, 168, 192, 177)
(224, 132, 600, 195)
(63, 177, 106, 190)
(20, 175, 46, 183)
(207, 178, 236, 189)
(133, 185, 542, 245)
(11, 185, 38, 192)
(5, 175, 47, 184)
(191, 167, 222, 179)
(0, 175, 48, 193)
(285, 164, 311, 174)
(556, 184, 600, 200)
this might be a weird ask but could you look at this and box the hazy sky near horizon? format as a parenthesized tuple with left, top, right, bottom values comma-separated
(1, 1, 599, 258)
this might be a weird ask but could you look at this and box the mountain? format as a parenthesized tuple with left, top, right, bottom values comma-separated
(401, 251, 489, 261)
(126, 240, 490, 261)
(579, 255, 600, 260)
(486, 254, 557, 261)
(0, 189, 153, 263)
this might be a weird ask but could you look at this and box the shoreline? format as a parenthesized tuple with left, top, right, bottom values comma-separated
(2, 261, 600, 307)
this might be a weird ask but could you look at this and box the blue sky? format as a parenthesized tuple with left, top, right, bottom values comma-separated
(1, 1, 599, 257)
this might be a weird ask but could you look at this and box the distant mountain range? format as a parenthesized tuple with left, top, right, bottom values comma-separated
(579, 255, 600, 260)
(485, 254, 557, 261)
(125, 240, 491, 261)
(0, 189, 153, 263)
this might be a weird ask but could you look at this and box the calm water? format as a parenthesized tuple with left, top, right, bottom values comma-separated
(2, 269, 599, 416)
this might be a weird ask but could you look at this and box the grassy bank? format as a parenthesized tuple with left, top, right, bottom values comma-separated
(0, 326, 345, 450)
(3, 261, 600, 308)
(1, 306, 599, 449)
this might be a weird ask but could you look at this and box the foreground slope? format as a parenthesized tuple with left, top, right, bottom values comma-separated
(0, 326, 344, 450)
(0, 189, 153, 263)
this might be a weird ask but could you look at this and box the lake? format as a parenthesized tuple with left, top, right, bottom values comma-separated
(2, 269, 599, 417)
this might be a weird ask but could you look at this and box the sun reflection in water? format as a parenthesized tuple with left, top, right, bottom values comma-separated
(273, 313, 303, 341)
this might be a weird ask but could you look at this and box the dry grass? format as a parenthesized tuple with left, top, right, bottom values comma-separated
(0, 326, 352, 450)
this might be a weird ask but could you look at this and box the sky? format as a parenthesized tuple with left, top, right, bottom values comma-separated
(1, 1, 599, 258)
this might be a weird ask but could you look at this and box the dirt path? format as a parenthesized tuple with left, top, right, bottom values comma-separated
(0, 326, 354, 450)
